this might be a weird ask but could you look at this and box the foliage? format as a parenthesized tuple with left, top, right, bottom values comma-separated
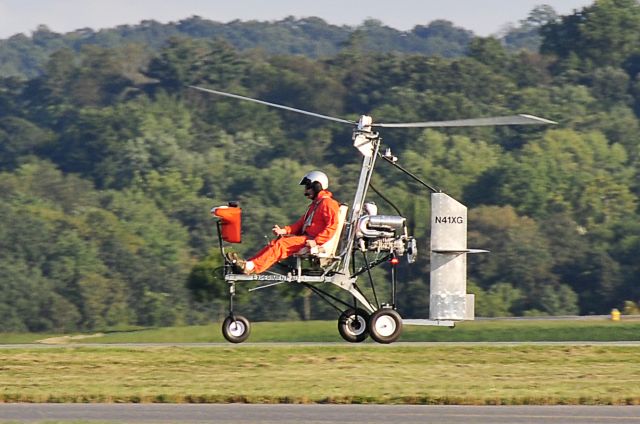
(0, 17, 477, 79)
(541, 0, 640, 71)
(0, 162, 196, 331)
(501, 5, 559, 52)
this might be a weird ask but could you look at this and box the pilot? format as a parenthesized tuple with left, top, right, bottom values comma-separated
(226, 171, 340, 274)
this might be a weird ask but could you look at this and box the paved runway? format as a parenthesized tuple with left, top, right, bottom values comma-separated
(1, 404, 640, 423)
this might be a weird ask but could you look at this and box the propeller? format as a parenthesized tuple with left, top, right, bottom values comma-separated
(189, 86, 557, 128)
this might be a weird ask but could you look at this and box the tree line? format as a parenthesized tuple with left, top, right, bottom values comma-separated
(1, 0, 640, 332)
(0, 6, 556, 79)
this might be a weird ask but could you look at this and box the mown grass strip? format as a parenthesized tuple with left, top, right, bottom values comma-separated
(1, 345, 639, 405)
(3, 318, 638, 345)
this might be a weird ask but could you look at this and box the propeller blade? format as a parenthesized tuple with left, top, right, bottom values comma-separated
(188, 86, 355, 125)
(375, 114, 557, 128)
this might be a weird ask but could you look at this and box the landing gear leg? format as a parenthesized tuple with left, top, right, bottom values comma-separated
(221, 280, 251, 343)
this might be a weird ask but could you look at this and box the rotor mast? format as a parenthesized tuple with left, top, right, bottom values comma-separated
(337, 115, 380, 276)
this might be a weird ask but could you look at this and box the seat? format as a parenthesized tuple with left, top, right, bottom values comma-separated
(315, 203, 349, 265)
(294, 204, 348, 272)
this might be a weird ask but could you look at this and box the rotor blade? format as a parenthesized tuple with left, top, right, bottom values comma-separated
(374, 114, 557, 128)
(188, 85, 355, 125)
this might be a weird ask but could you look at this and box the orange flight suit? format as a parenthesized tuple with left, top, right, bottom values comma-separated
(249, 190, 340, 274)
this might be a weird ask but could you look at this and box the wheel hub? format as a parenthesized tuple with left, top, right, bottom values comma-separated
(347, 315, 367, 336)
(228, 320, 246, 337)
(373, 315, 397, 337)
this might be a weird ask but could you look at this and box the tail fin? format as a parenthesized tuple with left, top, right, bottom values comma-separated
(429, 193, 487, 320)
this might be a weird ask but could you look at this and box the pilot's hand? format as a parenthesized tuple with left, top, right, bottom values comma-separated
(272, 225, 287, 236)
(306, 239, 319, 255)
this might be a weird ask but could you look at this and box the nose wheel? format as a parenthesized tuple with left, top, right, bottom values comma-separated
(338, 308, 370, 343)
(222, 314, 251, 343)
(369, 308, 402, 344)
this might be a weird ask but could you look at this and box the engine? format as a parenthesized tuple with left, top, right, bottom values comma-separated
(356, 213, 417, 263)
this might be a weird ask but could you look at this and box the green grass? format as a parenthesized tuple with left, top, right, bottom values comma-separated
(403, 318, 640, 342)
(2, 317, 638, 344)
(1, 344, 639, 405)
(1, 319, 639, 405)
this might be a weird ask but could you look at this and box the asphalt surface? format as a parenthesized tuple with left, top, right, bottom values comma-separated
(1, 404, 640, 423)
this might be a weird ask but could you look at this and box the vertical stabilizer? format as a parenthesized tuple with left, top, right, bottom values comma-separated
(430, 193, 476, 320)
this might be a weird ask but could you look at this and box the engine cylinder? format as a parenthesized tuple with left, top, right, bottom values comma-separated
(357, 215, 405, 238)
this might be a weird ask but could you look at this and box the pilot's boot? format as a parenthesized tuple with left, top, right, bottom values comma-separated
(225, 252, 251, 274)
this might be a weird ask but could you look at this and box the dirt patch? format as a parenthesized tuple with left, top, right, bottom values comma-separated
(35, 333, 104, 344)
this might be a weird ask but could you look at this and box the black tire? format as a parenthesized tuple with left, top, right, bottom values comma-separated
(369, 308, 402, 344)
(222, 314, 251, 343)
(338, 308, 370, 343)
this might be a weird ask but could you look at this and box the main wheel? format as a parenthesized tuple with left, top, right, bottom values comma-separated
(369, 308, 402, 344)
(338, 308, 369, 343)
(222, 314, 251, 343)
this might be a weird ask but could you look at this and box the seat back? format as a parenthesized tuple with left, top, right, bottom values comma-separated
(291, 204, 348, 273)
(318, 204, 348, 259)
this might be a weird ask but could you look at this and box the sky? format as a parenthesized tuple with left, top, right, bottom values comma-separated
(0, 0, 594, 40)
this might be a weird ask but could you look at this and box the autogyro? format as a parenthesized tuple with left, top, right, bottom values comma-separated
(191, 85, 555, 344)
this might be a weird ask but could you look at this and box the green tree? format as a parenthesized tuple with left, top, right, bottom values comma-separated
(187, 249, 225, 303)
(467, 37, 510, 74)
(0, 259, 81, 332)
(469, 281, 524, 317)
(412, 20, 473, 57)
(0, 117, 54, 169)
(403, 129, 503, 199)
(503, 5, 559, 52)
(590, 66, 633, 107)
(541, 0, 640, 69)
(468, 205, 579, 315)
(146, 37, 247, 91)
(494, 129, 636, 227)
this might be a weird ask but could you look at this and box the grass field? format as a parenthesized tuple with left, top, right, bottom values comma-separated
(1, 318, 639, 405)
(1, 344, 639, 405)
(2, 316, 639, 344)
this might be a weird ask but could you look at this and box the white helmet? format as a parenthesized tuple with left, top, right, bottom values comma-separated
(300, 170, 329, 190)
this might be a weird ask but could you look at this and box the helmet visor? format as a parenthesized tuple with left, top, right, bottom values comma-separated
(300, 177, 312, 187)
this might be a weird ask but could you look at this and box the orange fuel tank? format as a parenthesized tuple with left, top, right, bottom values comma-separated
(212, 203, 242, 243)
